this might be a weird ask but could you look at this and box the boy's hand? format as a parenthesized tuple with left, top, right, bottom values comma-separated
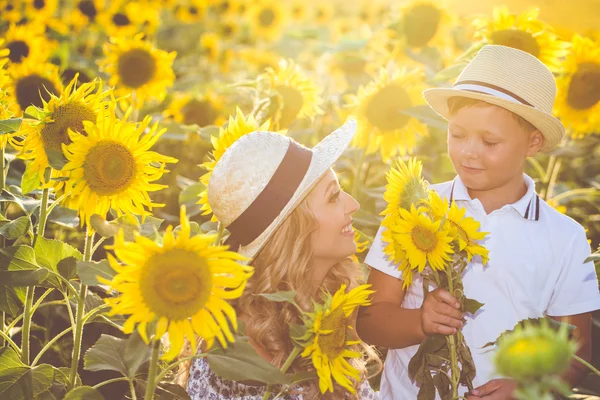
(421, 288, 464, 336)
(466, 379, 517, 399)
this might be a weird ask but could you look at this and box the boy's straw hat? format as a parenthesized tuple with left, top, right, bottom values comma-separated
(208, 119, 356, 261)
(423, 44, 565, 151)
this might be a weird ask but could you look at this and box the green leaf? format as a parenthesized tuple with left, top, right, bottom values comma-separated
(90, 213, 140, 240)
(139, 215, 164, 237)
(207, 339, 290, 385)
(0, 118, 22, 135)
(77, 260, 116, 286)
(57, 257, 78, 281)
(0, 268, 49, 287)
(0, 347, 24, 369)
(178, 181, 205, 217)
(0, 216, 31, 240)
(47, 206, 80, 228)
(0, 187, 42, 215)
(173, 221, 200, 237)
(463, 297, 484, 314)
(585, 253, 600, 264)
(63, 386, 105, 400)
(0, 286, 25, 316)
(35, 366, 71, 400)
(45, 148, 68, 170)
(21, 161, 40, 195)
(34, 237, 83, 273)
(84, 333, 150, 378)
(154, 382, 192, 400)
(416, 369, 435, 400)
(24, 106, 44, 121)
(0, 245, 39, 271)
(0, 348, 55, 400)
(258, 291, 298, 306)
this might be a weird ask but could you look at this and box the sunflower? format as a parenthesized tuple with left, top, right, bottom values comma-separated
(0, 0, 24, 24)
(350, 230, 370, 263)
(1, 23, 52, 66)
(380, 218, 412, 288)
(98, 1, 157, 38)
(0, 64, 19, 150)
(289, 1, 306, 21)
(102, 205, 254, 360)
(7, 62, 62, 115)
(381, 157, 429, 220)
(554, 35, 600, 138)
(24, 0, 58, 21)
(61, 101, 178, 229)
(314, 4, 334, 25)
(200, 33, 220, 63)
(297, 284, 374, 394)
(237, 47, 280, 73)
(346, 67, 428, 162)
(261, 59, 323, 129)
(211, 0, 238, 17)
(473, 6, 570, 72)
(217, 19, 240, 41)
(427, 191, 489, 264)
(99, 34, 176, 107)
(175, 1, 207, 23)
(393, 0, 452, 50)
(249, 0, 287, 42)
(164, 91, 225, 127)
(389, 204, 454, 272)
(16, 76, 112, 194)
(67, 0, 103, 31)
(197, 108, 272, 220)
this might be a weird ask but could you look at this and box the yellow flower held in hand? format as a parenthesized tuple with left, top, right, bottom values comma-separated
(381, 157, 429, 220)
(102, 205, 254, 360)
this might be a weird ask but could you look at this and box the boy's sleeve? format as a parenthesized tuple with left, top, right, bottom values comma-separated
(364, 224, 403, 279)
(546, 225, 600, 316)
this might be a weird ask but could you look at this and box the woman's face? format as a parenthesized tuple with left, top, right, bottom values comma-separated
(306, 168, 360, 265)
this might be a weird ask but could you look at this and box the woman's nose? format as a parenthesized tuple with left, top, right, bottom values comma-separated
(345, 192, 360, 214)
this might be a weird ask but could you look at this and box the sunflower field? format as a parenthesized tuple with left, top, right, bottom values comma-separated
(0, 0, 599, 399)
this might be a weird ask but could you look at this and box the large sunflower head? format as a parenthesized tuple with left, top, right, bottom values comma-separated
(8, 61, 63, 115)
(381, 157, 429, 220)
(102, 205, 254, 360)
(61, 101, 179, 229)
(1, 23, 53, 66)
(554, 35, 600, 138)
(389, 204, 454, 272)
(249, 0, 288, 42)
(99, 34, 176, 108)
(346, 67, 428, 162)
(473, 6, 570, 72)
(24, 0, 59, 20)
(261, 59, 323, 129)
(297, 284, 374, 394)
(16, 76, 112, 193)
(389, 0, 452, 50)
(197, 108, 271, 220)
(164, 91, 225, 127)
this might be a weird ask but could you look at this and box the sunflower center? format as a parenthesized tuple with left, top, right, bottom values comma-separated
(218, 1, 230, 13)
(41, 102, 96, 155)
(117, 48, 156, 89)
(78, 0, 97, 19)
(83, 140, 136, 196)
(181, 99, 218, 126)
(15, 75, 60, 110)
(112, 12, 131, 26)
(6, 3, 14, 11)
(189, 6, 198, 15)
(7, 40, 30, 63)
(411, 225, 438, 252)
(34, 0, 45, 10)
(61, 68, 92, 86)
(141, 249, 213, 320)
(317, 307, 347, 359)
(365, 84, 412, 131)
(403, 4, 441, 48)
(277, 85, 304, 127)
(450, 220, 470, 246)
(566, 62, 600, 110)
(490, 29, 540, 58)
(222, 25, 234, 37)
(259, 8, 276, 27)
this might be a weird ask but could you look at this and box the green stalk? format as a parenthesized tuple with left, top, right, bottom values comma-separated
(67, 228, 94, 390)
(262, 346, 302, 400)
(573, 354, 600, 377)
(214, 222, 225, 246)
(446, 263, 460, 400)
(144, 339, 161, 400)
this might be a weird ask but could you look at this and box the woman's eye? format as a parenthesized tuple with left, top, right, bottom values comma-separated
(484, 141, 498, 147)
(450, 133, 464, 139)
(330, 191, 341, 203)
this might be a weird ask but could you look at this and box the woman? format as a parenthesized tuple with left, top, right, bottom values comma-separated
(182, 119, 380, 399)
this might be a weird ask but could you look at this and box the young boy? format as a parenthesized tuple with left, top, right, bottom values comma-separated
(356, 45, 600, 399)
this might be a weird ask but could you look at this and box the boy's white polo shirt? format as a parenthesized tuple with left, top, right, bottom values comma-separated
(365, 174, 600, 400)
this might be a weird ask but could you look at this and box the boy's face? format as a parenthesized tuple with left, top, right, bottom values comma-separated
(447, 104, 543, 192)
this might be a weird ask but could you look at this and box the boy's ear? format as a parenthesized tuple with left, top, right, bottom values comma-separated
(526, 130, 544, 156)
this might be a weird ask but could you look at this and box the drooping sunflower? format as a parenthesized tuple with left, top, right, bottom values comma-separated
(346, 67, 428, 162)
(164, 91, 225, 127)
(297, 284, 374, 394)
(7, 62, 63, 115)
(197, 108, 272, 220)
(554, 35, 600, 138)
(381, 157, 429, 220)
(473, 6, 570, 72)
(16, 76, 112, 193)
(61, 102, 178, 229)
(261, 59, 323, 129)
(102, 205, 254, 360)
(390, 204, 454, 272)
(427, 191, 489, 264)
(1, 23, 52, 66)
(249, 0, 287, 42)
(99, 34, 176, 107)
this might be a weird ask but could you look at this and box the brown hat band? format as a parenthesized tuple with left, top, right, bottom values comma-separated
(224, 140, 313, 251)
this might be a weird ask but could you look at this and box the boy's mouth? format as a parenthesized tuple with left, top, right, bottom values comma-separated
(462, 165, 484, 173)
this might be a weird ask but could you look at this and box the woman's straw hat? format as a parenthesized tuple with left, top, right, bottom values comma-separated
(208, 119, 356, 261)
(423, 44, 565, 152)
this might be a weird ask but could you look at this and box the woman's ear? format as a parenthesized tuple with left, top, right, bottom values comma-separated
(526, 130, 544, 156)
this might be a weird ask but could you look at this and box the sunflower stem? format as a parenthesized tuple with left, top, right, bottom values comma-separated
(445, 262, 460, 400)
(214, 221, 225, 246)
(0, 329, 20, 355)
(0, 146, 5, 347)
(573, 354, 600, 378)
(262, 346, 302, 400)
(144, 339, 161, 400)
(21, 287, 35, 364)
(67, 228, 94, 390)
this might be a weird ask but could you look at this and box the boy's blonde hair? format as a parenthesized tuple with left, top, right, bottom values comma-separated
(447, 97, 537, 133)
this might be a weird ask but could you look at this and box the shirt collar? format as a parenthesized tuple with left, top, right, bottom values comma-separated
(448, 174, 540, 221)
